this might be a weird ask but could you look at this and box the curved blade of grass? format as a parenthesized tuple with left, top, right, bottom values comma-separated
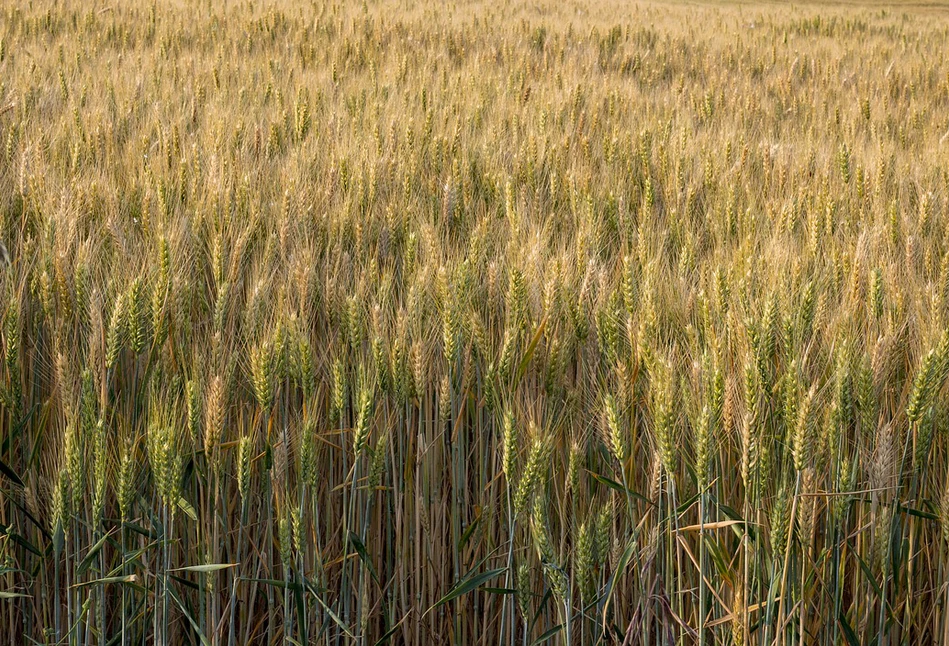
(588, 471, 654, 505)
(0, 592, 29, 599)
(372, 612, 411, 646)
(167, 583, 210, 646)
(531, 624, 563, 645)
(0, 458, 24, 489)
(0, 523, 41, 558)
(71, 575, 138, 589)
(77, 531, 114, 577)
(348, 531, 380, 585)
(514, 314, 548, 385)
(0, 489, 49, 539)
(839, 610, 860, 646)
(176, 496, 198, 521)
(170, 563, 239, 573)
(458, 514, 481, 550)
(423, 567, 505, 617)
(310, 588, 354, 639)
(530, 588, 553, 634)
(601, 534, 636, 625)
(169, 574, 200, 591)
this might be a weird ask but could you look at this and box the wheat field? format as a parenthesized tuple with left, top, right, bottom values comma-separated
(2, 0, 949, 644)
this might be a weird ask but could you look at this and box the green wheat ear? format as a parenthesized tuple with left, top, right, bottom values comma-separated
(693, 404, 711, 492)
(793, 387, 815, 473)
(186, 379, 200, 446)
(91, 419, 107, 523)
(530, 494, 555, 564)
(352, 381, 375, 458)
(51, 467, 68, 540)
(64, 417, 84, 515)
(299, 418, 317, 488)
(652, 360, 678, 476)
(770, 485, 791, 558)
(574, 518, 595, 602)
(237, 435, 252, 502)
(602, 392, 628, 464)
(105, 292, 127, 368)
(204, 375, 225, 472)
(127, 275, 149, 355)
(869, 268, 884, 320)
(514, 431, 549, 518)
(501, 409, 518, 484)
(251, 340, 276, 412)
(907, 348, 939, 425)
(117, 439, 136, 524)
(566, 440, 582, 495)
(515, 562, 531, 621)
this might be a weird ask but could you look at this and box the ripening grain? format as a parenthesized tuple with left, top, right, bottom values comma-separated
(1, 0, 949, 644)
